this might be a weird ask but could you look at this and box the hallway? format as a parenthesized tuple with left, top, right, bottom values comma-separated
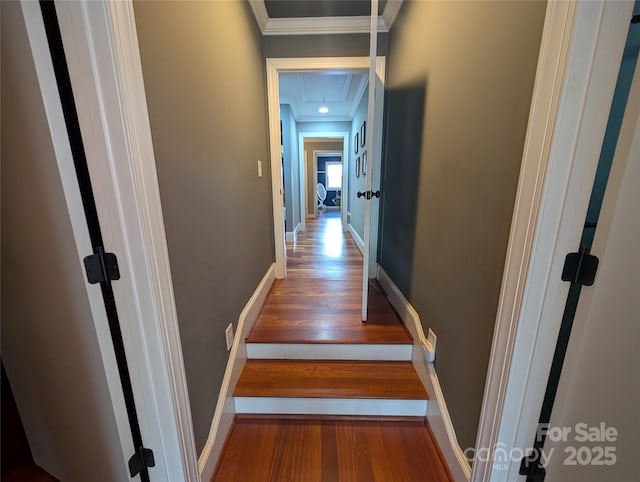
(213, 212, 452, 481)
(247, 211, 413, 344)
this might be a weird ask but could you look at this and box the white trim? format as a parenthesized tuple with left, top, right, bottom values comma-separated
(246, 343, 412, 361)
(422, 365, 473, 482)
(473, 2, 634, 481)
(306, 143, 348, 219)
(198, 264, 276, 482)
(247, 0, 269, 32)
(285, 222, 303, 243)
(312, 148, 345, 221)
(299, 148, 306, 232)
(377, 268, 436, 362)
(35, 2, 200, 480)
(266, 61, 287, 278)
(377, 267, 469, 481)
(263, 15, 388, 36)
(20, 2, 134, 474)
(382, 0, 404, 29)
(303, 150, 309, 221)
(268, 57, 379, 279)
(234, 397, 427, 417)
(347, 223, 365, 255)
(248, 0, 404, 36)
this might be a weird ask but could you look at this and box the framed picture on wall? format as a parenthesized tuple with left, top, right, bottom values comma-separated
(360, 121, 366, 147)
(362, 150, 367, 176)
(356, 156, 361, 178)
(354, 133, 359, 154)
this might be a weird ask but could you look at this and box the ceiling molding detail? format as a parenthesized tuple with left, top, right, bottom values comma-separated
(302, 73, 352, 103)
(279, 97, 299, 119)
(248, 1, 269, 32)
(382, 1, 403, 28)
(249, 1, 404, 36)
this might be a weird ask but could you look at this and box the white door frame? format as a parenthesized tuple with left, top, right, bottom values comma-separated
(22, 1, 199, 481)
(472, 2, 633, 481)
(314, 150, 344, 217)
(267, 57, 385, 279)
(310, 147, 347, 222)
(299, 135, 349, 221)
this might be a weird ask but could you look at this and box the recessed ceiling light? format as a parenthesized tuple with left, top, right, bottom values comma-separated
(319, 106, 329, 114)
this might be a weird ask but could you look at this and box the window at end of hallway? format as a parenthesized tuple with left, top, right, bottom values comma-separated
(327, 162, 342, 189)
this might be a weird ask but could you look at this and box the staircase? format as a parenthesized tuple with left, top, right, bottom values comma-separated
(235, 356, 427, 418)
(212, 213, 450, 481)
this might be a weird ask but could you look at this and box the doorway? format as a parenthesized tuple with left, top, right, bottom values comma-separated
(266, 57, 386, 317)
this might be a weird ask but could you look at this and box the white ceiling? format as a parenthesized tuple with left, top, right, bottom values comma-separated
(279, 71, 368, 122)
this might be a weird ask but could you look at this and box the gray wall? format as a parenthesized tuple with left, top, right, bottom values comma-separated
(1, 3, 126, 480)
(133, 0, 274, 453)
(348, 85, 369, 240)
(263, 33, 388, 58)
(304, 139, 344, 216)
(378, 0, 546, 451)
(281, 104, 301, 231)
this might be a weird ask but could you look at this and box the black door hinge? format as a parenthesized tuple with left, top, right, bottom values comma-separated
(83, 246, 121, 284)
(128, 446, 155, 478)
(519, 451, 546, 481)
(561, 246, 598, 286)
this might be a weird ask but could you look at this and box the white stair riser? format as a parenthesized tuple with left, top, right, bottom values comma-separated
(234, 397, 427, 417)
(246, 343, 412, 361)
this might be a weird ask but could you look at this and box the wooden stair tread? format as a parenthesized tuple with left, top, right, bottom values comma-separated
(234, 360, 429, 400)
(246, 282, 413, 344)
(213, 416, 453, 482)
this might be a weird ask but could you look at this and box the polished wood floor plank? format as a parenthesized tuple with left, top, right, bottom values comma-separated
(234, 360, 428, 400)
(247, 211, 412, 344)
(213, 417, 453, 482)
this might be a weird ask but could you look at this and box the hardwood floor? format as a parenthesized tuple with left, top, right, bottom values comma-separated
(213, 417, 452, 482)
(247, 211, 413, 344)
(215, 211, 452, 481)
(234, 360, 429, 400)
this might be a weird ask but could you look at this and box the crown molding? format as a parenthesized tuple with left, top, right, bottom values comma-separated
(279, 97, 299, 119)
(262, 15, 388, 36)
(250, 0, 405, 36)
(248, 0, 269, 32)
(382, 0, 403, 29)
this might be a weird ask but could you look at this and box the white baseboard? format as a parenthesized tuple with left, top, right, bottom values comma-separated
(377, 267, 471, 481)
(198, 263, 276, 481)
(377, 267, 435, 361)
(285, 222, 303, 243)
(347, 223, 364, 255)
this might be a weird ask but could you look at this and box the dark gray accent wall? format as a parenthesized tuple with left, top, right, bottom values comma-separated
(379, 0, 546, 451)
(263, 33, 388, 58)
(133, 0, 274, 452)
(1, 3, 126, 480)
